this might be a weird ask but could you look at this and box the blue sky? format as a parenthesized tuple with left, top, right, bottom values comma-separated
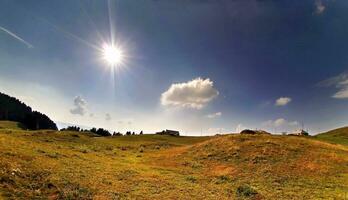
(0, 0, 348, 135)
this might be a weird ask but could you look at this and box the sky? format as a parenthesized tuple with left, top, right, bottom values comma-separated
(1, 0, 348, 135)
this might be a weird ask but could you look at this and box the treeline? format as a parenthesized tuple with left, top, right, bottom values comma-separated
(60, 126, 143, 137)
(0, 92, 57, 130)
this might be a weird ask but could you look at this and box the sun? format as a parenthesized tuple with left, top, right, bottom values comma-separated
(102, 44, 124, 66)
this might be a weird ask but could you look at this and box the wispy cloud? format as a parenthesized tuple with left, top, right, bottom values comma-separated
(206, 112, 222, 119)
(319, 72, 348, 99)
(0, 26, 33, 48)
(105, 113, 112, 121)
(315, 0, 326, 14)
(262, 118, 299, 128)
(235, 123, 246, 133)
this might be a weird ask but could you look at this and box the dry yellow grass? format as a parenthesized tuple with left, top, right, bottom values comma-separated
(0, 125, 347, 199)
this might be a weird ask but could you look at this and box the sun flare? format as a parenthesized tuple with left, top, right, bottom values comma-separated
(102, 44, 124, 66)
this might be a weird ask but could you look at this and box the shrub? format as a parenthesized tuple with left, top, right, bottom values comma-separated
(185, 175, 197, 183)
(236, 185, 258, 198)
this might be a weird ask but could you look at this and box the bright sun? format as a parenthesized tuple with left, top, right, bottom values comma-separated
(102, 44, 123, 66)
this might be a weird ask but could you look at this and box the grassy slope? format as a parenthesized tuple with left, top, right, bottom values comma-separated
(0, 127, 347, 199)
(315, 127, 348, 146)
(0, 121, 25, 130)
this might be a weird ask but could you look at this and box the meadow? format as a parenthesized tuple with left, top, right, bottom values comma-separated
(0, 121, 348, 199)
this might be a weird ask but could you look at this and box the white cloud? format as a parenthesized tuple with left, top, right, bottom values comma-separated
(263, 118, 299, 128)
(275, 97, 292, 106)
(105, 113, 111, 121)
(70, 96, 87, 116)
(207, 127, 225, 134)
(206, 112, 222, 119)
(319, 72, 348, 99)
(235, 123, 246, 133)
(333, 88, 348, 99)
(315, 0, 326, 14)
(161, 77, 219, 109)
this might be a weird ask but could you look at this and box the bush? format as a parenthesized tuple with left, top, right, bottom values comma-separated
(185, 175, 197, 183)
(236, 185, 258, 197)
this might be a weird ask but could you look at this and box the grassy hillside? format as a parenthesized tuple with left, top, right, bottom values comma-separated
(0, 127, 347, 199)
(315, 127, 348, 146)
(0, 121, 25, 130)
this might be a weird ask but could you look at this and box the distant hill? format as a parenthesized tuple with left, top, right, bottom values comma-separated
(0, 121, 25, 130)
(0, 92, 57, 130)
(315, 126, 348, 146)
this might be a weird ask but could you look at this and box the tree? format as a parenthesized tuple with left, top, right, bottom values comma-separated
(113, 132, 122, 136)
(90, 127, 97, 134)
(139, 131, 143, 135)
(0, 92, 57, 130)
(96, 128, 111, 137)
(60, 126, 81, 132)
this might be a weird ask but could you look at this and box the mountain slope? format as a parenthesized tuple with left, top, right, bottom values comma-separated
(0, 92, 57, 130)
(315, 127, 348, 146)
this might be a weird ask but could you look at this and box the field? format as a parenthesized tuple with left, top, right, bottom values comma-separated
(0, 121, 348, 199)
(315, 127, 348, 146)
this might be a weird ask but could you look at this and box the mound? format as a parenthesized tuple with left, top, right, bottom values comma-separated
(240, 129, 271, 135)
(315, 127, 348, 146)
(173, 134, 348, 199)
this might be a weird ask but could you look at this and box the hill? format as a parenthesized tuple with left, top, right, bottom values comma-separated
(0, 121, 25, 130)
(0, 129, 347, 199)
(315, 127, 348, 146)
(0, 92, 57, 130)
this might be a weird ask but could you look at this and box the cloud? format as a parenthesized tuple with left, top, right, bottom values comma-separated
(117, 119, 133, 125)
(333, 89, 348, 99)
(70, 96, 87, 115)
(105, 113, 111, 121)
(207, 127, 225, 134)
(161, 77, 219, 109)
(0, 26, 34, 48)
(235, 123, 246, 133)
(315, 0, 326, 14)
(206, 112, 222, 118)
(263, 118, 299, 128)
(275, 97, 291, 106)
(319, 72, 348, 99)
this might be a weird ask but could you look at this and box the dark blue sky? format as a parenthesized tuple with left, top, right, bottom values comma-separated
(0, 0, 347, 134)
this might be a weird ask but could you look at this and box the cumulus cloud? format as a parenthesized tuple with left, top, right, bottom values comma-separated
(319, 72, 348, 99)
(206, 112, 222, 119)
(263, 118, 299, 128)
(105, 113, 112, 121)
(275, 97, 292, 106)
(161, 77, 219, 109)
(70, 96, 87, 115)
